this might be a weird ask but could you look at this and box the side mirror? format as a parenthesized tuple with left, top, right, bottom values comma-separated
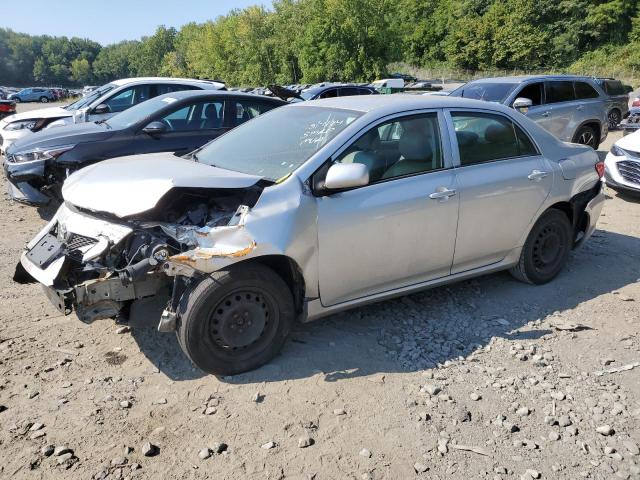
(93, 103, 110, 114)
(142, 121, 167, 135)
(513, 97, 533, 113)
(324, 163, 369, 190)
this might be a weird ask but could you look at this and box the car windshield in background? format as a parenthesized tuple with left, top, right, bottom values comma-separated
(299, 90, 319, 100)
(65, 84, 115, 110)
(450, 83, 516, 102)
(195, 106, 362, 181)
(106, 95, 178, 129)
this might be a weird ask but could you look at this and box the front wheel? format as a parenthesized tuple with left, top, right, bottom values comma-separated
(40, 96, 49, 103)
(177, 263, 294, 375)
(574, 125, 599, 149)
(510, 209, 572, 285)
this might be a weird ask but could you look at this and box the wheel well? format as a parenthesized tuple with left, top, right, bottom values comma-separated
(609, 107, 621, 116)
(548, 192, 593, 246)
(235, 255, 306, 315)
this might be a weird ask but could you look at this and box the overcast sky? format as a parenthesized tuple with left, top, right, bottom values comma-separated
(0, 0, 266, 45)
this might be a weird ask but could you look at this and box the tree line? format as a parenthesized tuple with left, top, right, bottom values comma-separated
(1, 0, 639, 87)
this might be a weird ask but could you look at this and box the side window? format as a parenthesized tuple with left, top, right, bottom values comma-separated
(545, 81, 576, 104)
(358, 88, 374, 95)
(514, 82, 543, 106)
(232, 100, 273, 126)
(319, 88, 338, 99)
(155, 84, 199, 96)
(574, 82, 600, 99)
(603, 80, 624, 95)
(160, 101, 225, 130)
(339, 87, 360, 97)
(104, 85, 152, 113)
(452, 112, 537, 165)
(334, 113, 443, 183)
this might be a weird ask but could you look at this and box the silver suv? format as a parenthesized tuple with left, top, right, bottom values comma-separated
(450, 75, 608, 149)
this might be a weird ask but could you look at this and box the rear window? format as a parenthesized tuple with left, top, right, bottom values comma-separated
(603, 80, 625, 96)
(545, 81, 575, 103)
(574, 82, 600, 100)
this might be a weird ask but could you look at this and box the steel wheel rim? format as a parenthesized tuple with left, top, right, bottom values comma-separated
(208, 289, 274, 351)
(532, 224, 564, 274)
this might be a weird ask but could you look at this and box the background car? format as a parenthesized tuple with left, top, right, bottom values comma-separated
(449, 75, 609, 149)
(0, 99, 16, 121)
(595, 77, 631, 128)
(8, 87, 56, 103)
(15, 95, 605, 375)
(605, 129, 640, 195)
(0, 77, 226, 154)
(3, 90, 285, 205)
(298, 83, 378, 100)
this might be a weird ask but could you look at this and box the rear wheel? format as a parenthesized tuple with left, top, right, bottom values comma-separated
(40, 96, 49, 103)
(608, 109, 622, 129)
(510, 209, 572, 285)
(176, 263, 294, 375)
(574, 125, 599, 149)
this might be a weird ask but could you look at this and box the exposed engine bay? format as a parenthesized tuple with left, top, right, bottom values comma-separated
(15, 185, 264, 328)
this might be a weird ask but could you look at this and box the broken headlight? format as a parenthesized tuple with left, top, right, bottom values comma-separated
(4, 119, 37, 131)
(9, 144, 75, 164)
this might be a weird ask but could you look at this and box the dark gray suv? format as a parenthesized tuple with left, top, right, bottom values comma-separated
(450, 75, 608, 149)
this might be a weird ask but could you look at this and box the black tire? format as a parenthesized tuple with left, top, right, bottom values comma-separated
(510, 209, 572, 285)
(176, 263, 294, 375)
(574, 125, 599, 149)
(14, 97, 20, 103)
(40, 96, 49, 103)
(608, 109, 622, 130)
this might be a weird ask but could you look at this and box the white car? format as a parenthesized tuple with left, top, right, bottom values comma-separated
(605, 129, 640, 195)
(0, 77, 225, 154)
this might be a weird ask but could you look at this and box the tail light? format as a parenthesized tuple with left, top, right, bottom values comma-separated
(595, 161, 605, 178)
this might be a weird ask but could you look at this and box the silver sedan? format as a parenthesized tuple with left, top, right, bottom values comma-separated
(16, 95, 606, 375)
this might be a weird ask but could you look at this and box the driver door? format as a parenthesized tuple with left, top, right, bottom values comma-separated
(316, 111, 459, 306)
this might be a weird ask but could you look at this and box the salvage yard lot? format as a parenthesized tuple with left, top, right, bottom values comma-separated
(0, 105, 639, 478)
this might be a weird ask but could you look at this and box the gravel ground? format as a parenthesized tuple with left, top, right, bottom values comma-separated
(0, 118, 638, 479)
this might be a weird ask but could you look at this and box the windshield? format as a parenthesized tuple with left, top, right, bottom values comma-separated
(450, 82, 516, 102)
(195, 106, 362, 181)
(64, 83, 115, 111)
(106, 95, 177, 129)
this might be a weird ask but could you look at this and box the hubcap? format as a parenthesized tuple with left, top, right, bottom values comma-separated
(209, 291, 270, 349)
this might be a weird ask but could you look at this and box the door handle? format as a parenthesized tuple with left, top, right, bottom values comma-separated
(429, 187, 457, 200)
(528, 169, 549, 181)
(576, 105, 584, 111)
(541, 111, 550, 117)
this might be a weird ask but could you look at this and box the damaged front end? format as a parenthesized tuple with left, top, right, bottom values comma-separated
(16, 184, 263, 329)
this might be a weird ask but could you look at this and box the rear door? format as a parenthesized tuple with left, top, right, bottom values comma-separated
(447, 110, 552, 273)
(543, 80, 577, 141)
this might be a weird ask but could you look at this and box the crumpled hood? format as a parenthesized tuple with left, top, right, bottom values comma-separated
(0, 106, 71, 126)
(62, 152, 263, 217)
(615, 129, 640, 152)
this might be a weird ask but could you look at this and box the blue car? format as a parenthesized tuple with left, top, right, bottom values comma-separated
(8, 87, 56, 103)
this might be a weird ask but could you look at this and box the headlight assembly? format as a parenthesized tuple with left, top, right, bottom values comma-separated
(9, 145, 75, 164)
(4, 120, 37, 131)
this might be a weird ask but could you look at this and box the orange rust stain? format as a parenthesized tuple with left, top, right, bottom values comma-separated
(169, 241, 257, 265)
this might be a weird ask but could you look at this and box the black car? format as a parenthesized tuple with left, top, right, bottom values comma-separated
(4, 90, 286, 205)
(299, 84, 378, 101)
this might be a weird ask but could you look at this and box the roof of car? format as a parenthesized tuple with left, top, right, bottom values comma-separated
(109, 77, 226, 88)
(153, 90, 286, 103)
(292, 93, 510, 114)
(468, 75, 596, 84)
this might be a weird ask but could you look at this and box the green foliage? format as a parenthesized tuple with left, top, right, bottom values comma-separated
(1, 0, 639, 87)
